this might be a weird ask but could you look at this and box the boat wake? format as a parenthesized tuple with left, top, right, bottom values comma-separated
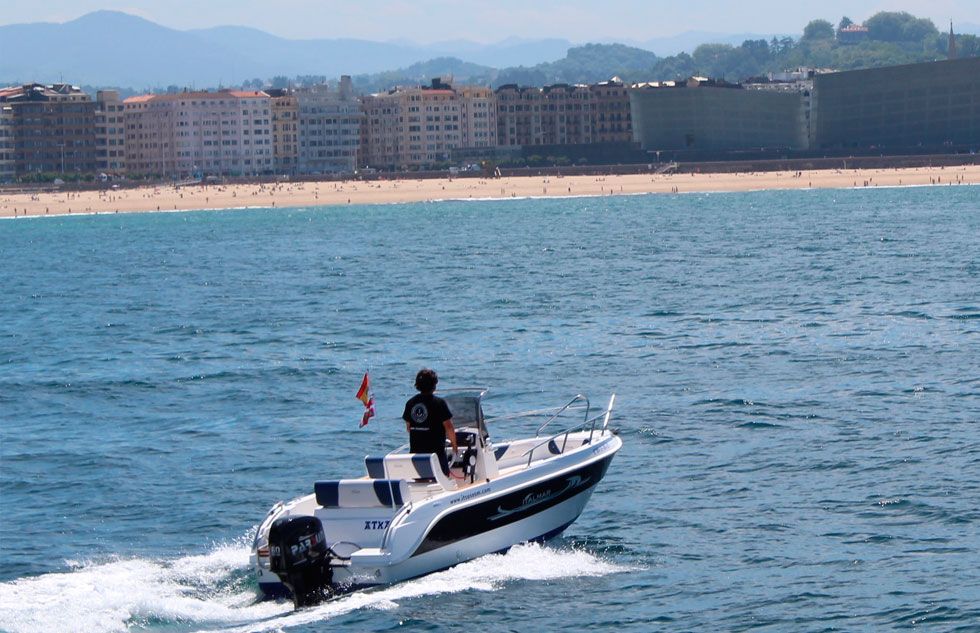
(0, 539, 628, 633)
(0, 537, 286, 633)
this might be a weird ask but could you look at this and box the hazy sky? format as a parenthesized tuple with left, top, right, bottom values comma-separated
(1, 0, 977, 42)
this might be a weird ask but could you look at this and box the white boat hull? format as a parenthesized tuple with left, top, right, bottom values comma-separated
(253, 393, 621, 600)
(361, 484, 599, 587)
(342, 442, 616, 588)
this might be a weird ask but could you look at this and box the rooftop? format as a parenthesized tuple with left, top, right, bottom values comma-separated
(123, 89, 271, 103)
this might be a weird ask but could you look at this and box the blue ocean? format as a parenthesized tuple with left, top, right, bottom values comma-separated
(1, 186, 979, 632)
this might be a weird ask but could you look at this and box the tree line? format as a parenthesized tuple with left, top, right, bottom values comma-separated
(354, 11, 977, 90)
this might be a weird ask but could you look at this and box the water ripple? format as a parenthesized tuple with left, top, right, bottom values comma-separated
(2, 187, 980, 632)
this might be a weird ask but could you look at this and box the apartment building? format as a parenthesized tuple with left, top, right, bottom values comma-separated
(361, 79, 495, 170)
(543, 84, 593, 145)
(457, 85, 497, 149)
(295, 76, 361, 174)
(591, 79, 632, 144)
(124, 90, 273, 177)
(496, 82, 602, 148)
(0, 98, 12, 181)
(496, 85, 544, 147)
(267, 89, 299, 174)
(0, 83, 98, 176)
(95, 90, 126, 173)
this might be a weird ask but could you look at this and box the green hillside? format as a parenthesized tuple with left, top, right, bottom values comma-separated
(341, 11, 977, 91)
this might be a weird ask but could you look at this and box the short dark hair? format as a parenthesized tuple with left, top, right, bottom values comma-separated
(415, 368, 438, 393)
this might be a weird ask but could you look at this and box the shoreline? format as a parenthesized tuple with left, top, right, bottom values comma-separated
(3, 165, 979, 218)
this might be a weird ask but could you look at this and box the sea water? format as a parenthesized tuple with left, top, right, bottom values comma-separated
(1, 186, 978, 632)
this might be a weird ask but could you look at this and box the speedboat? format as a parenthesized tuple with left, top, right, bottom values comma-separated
(250, 389, 621, 607)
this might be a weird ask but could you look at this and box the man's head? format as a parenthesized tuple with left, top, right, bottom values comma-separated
(415, 368, 438, 394)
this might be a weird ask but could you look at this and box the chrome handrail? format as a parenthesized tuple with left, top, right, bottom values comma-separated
(535, 394, 590, 437)
(601, 394, 616, 433)
(380, 499, 414, 551)
(484, 404, 589, 423)
(521, 394, 616, 467)
(521, 413, 606, 467)
(435, 386, 489, 397)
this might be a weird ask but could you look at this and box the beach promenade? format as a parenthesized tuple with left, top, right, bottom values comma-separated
(2, 164, 979, 218)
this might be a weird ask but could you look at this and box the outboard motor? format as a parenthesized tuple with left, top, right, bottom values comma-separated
(268, 515, 334, 608)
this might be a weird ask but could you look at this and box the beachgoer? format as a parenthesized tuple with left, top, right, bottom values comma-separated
(402, 369, 458, 475)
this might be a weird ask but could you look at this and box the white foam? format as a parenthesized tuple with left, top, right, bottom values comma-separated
(208, 542, 631, 633)
(0, 541, 287, 633)
(0, 541, 630, 633)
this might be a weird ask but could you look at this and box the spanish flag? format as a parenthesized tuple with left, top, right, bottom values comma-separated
(356, 372, 371, 406)
(356, 372, 375, 427)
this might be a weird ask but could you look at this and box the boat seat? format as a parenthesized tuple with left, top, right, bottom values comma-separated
(314, 478, 410, 508)
(365, 455, 387, 479)
(363, 453, 456, 491)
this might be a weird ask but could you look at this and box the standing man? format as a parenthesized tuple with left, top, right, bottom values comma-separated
(403, 369, 458, 475)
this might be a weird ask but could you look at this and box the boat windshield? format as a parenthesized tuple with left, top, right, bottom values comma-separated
(439, 388, 489, 441)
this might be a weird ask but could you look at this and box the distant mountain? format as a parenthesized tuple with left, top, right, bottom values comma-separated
(0, 10, 576, 89)
(415, 38, 576, 68)
(186, 25, 431, 79)
(0, 11, 246, 89)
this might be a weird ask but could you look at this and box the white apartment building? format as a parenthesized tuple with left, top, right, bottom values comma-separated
(458, 85, 497, 149)
(124, 90, 273, 177)
(295, 76, 361, 174)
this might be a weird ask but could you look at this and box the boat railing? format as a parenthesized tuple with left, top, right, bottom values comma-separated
(478, 393, 590, 428)
(519, 394, 616, 467)
(535, 394, 590, 437)
(483, 404, 590, 424)
(380, 501, 414, 550)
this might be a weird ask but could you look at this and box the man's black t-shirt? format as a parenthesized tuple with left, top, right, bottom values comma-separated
(402, 393, 453, 455)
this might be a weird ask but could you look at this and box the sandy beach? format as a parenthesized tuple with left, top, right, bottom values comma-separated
(2, 165, 978, 218)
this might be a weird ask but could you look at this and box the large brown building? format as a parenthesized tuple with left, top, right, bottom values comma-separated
(496, 85, 545, 147)
(496, 80, 634, 149)
(0, 98, 13, 181)
(591, 78, 632, 144)
(0, 83, 98, 176)
(496, 84, 594, 147)
(361, 79, 495, 170)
